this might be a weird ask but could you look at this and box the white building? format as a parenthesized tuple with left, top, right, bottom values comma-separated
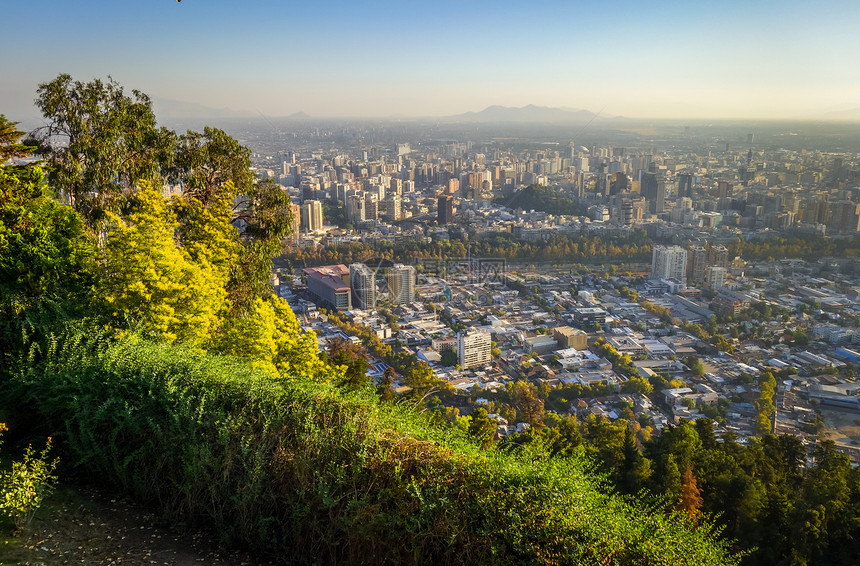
(705, 266, 727, 290)
(458, 328, 492, 369)
(387, 264, 415, 305)
(651, 245, 687, 281)
(301, 200, 324, 232)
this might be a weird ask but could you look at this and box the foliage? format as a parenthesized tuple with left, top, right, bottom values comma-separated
(33, 74, 175, 222)
(0, 115, 35, 162)
(170, 126, 253, 206)
(0, 424, 59, 532)
(0, 329, 740, 565)
(440, 349, 458, 367)
(0, 164, 95, 366)
(97, 181, 227, 345)
(496, 184, 585, 216)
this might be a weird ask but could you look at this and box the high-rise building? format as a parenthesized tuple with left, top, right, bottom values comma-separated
(677, 174, 693, 198)
(641, 173, 658, 213)
(301, 200, 324, 232)
(651, 245, 688, 281)
(709, 245, 729, 269)
(705, 266, 727, 290)
(457, 328, 491, 369)
(438, 195, 454, 224)
(289, 203, 301, 238)
(349, 263, 376, 310)
(380, 196, 402, 222)
(688, 245, 708, 285)
(387, 264, 416, 305)
(717, 181, 734, 199)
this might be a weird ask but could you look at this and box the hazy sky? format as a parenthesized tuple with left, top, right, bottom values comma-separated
(2, 0, 859, 122)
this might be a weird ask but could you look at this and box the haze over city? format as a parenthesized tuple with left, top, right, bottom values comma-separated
(3, 0, 860, 123)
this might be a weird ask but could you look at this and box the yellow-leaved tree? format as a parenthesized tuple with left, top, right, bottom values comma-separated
(214, 295, 335, 381)
(98, 181, 228, 345)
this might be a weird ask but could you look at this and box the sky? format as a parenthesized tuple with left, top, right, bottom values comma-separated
(2, 0, 860, 123)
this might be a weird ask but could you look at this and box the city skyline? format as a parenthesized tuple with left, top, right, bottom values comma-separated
(2, 1, 860, 122)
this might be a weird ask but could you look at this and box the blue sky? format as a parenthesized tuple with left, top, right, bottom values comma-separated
(2, 0, 859, 121)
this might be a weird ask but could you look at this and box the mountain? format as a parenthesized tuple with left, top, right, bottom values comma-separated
(151, 97, 254, 120)
(815, 107, 860, 122)
(445, 104, 603, 123)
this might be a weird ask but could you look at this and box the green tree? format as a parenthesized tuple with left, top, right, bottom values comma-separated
(33, 74, 175, 222)
(0, 115, 35, 162)
(468, 408, 497, 449)
(170, 126, 254, 206)
(440, 349, 458, 367)
(621, 376, 653, 395)
(327, 337, 371, 390)
(0, 164, 95, 363)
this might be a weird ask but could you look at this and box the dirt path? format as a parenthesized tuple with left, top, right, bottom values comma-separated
(1, 485, 266, 565)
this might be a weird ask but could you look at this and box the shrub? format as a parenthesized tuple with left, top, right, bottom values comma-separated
(0, 424, 59, 532)
(0, 328, 740, 565)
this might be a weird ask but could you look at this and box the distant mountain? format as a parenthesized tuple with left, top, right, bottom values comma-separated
(285, 111, 311, 120)
(152, 97, 253, 120)
(445, 104, 603, 123)
(815, 107, 860, 122)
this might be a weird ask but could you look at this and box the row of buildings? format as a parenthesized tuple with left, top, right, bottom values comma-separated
(303, 263, 416, 311)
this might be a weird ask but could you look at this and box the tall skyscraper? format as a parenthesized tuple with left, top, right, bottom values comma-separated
(349, 263, 376, 310)
(438, 195, 454, 225)
(301, 200, 323, 232)
(289, 203, 301, 238)
(651, 245, 688, 281)
(677, 174, 693, 198)
(387, 264, 416, 305)
(641, 173, 658, 213)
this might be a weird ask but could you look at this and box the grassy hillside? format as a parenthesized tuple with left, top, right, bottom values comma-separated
(0, 328, 739, 565)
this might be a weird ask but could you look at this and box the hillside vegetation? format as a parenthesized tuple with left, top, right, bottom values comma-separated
(1, 328, 736, 565)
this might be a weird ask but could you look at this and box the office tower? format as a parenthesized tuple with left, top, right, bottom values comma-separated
(688, 245, 708, 285)
(641, 173, 658, 213)
(350, 263, 376, 310)
(677, 174, 693, 198)
(387, 264, 416, 305)
(438, 195, 454, 224)
(655, 179, 666, 214)
(651, 245, 688, 281)
(610, 172, 628, 195)
(301, 200, 323, 232)
(457, 328, 492, 369)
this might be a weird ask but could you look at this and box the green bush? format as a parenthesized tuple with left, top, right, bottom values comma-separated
(0, 424, 59, 531)
(0, 328, 739, 565)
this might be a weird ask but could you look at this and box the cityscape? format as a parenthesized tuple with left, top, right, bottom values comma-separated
(3, 1, 860, 564)
(240, 117, 860, 460)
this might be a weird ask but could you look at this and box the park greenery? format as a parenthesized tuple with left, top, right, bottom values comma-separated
(494, 183, 585, 216)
